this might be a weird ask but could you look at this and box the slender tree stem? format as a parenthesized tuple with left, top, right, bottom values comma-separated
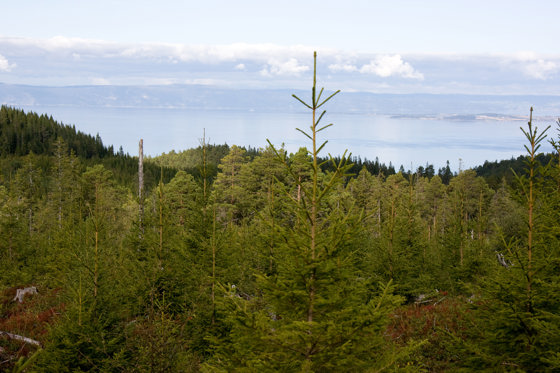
(211, 206, 216, 325)
(308, 58, 317, 324)
(527, 108, 534, 306)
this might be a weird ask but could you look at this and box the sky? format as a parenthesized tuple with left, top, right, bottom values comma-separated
(2, 0, 559, 53)
(1, 0, 560, 94)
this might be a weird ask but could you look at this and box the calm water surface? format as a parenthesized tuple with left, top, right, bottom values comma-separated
(20, 106, 553, 171)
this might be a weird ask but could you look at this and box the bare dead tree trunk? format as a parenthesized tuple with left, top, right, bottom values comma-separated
(139, 139, 144, 236)
(201, 129, 208, 201)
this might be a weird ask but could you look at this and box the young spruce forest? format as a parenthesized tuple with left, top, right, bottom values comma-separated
(1, 53, 560, 372)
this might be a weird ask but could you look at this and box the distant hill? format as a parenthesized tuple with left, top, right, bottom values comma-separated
(0, 105, 111, 158)
(474, 153, 556, 189)
(2, 83, 560, 116)
(0, 105, 176, 189)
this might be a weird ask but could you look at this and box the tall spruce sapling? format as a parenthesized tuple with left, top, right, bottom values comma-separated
(460, 108, 560, 371)
(515, 107, 550, 301)
(207, 52, 413, 372)
(550, 118, 560, 191)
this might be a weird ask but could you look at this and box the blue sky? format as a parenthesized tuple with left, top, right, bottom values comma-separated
(3, 0, 560, 53)
(1, 1, 560, 94)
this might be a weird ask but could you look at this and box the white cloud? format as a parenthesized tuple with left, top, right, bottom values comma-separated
(118, 42, 316, 65)
(328, 63, 358, 72)
(0, 36, 320, 65)
(509, 51, 558, 79)
(43, 36, 124, 58)
(0, 54, 16, 71)
(260, 58, 309, 76)
(143, 78, 176, 85)
(184, 78, 228, 86)
(235, 63, 246, 70)
(360, 55, 423, 79)
(90, 77, 111, 85)
(524, 59, 557, 79)
(513, 51, 539, 62)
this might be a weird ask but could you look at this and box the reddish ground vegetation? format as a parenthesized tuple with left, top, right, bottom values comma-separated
(387, 293, 473, 371)
(0, 286, 64, 369)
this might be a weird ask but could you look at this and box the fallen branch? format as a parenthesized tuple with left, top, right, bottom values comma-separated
(0, 331, 41, 347)
(12, 286, 38, 303)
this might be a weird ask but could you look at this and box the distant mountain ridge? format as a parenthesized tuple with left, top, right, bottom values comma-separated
(1, 83, 559, 117)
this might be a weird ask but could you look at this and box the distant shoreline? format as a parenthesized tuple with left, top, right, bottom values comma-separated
(3, 103, 555, 123)
(390, 113, 556, 122)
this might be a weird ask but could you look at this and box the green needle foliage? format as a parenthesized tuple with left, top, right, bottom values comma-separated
(205, 52, 411, 372)
(459, 108, 560, 371)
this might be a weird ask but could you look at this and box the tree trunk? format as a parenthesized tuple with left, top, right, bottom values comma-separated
(139, 139, 144, 235)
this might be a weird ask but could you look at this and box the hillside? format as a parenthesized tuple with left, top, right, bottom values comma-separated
(0, 105, 176, 189)
(2, 83, 560, 116)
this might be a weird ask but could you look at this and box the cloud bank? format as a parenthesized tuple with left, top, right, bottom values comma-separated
(0, 36, 559, 94)
(0, 54, 16, 71)
(359, 55, 424, 80)
(260, 58, 309, 76)
(520, 59, 558, 80)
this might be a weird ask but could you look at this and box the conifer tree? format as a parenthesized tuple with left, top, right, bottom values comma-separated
(238, 145, 291, 274)
(50, 138, 79, 230)
(0, 184, 27, 284)
(446, 169, 492, 273)
(347, 166, 384, 237)
(212, 145, 248, 225)
(35, 164, 136, 371)
(462, 108, 560, 371)
(207, 52, 409, 372)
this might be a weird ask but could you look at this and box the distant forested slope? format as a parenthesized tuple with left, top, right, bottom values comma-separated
(0, 105, 111, 158)
(0, 105, 176, 189)
(474, 153, 555, 188)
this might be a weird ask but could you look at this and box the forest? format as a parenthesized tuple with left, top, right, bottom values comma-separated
(1, 55, 560, 372)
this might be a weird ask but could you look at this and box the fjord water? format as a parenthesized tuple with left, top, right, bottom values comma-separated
(21, 105, 552, 170)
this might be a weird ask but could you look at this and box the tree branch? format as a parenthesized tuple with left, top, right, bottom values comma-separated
(0, 331, 42, 347)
